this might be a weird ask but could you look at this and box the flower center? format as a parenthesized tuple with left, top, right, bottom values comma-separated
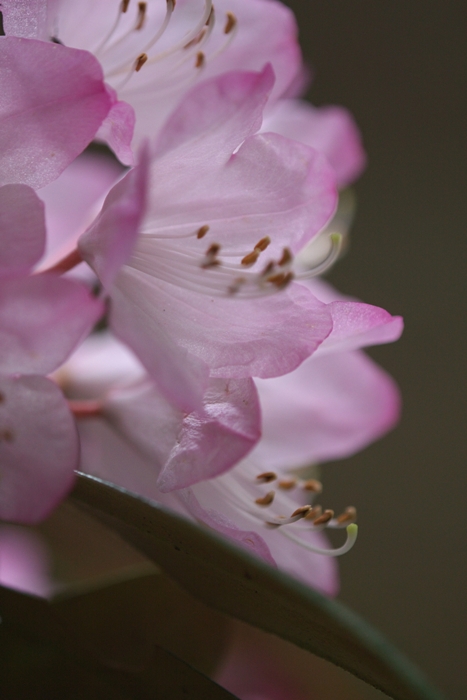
(213, 463, 358, 556)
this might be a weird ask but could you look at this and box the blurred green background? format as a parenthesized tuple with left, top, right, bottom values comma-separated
(286, 1, 466, 698)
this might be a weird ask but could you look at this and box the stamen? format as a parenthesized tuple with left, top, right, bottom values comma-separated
(255, 491, 275, 506)
(241, 251, 260, 266)
(278, 478, 296, 490)
(197, 225, 210, 239)
(291, 505, 312, 518)
(254, 236, 271, 252)
(278, 247, 292, 266)
(265, 271, 294, 289)
(195, 51, 205, 68)
(224, 12, 237, 34)
(335, 506, 357, 525)
(136, 2, 147, 30)
(135, 53, 148, 71)
(256, 472, 277, 483)
(122, 0, 131, 12)
(304, 505, 323, 521)
(303, 479, 323, 493)
(313, 509, 334, 526)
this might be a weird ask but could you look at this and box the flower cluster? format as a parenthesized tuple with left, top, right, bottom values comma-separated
(0, 0, 402, 595)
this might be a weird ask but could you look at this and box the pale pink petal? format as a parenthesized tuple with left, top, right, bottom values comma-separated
(0, 374, 78, 524)
(158, 378, 261, 490)
(254, 350, 401, 468)
(94, 87, 136, 166)
(0, 184, 45, 276)
(0, 275, 104, 375)
(144, 131, 337, 258)
(79, 144, 149, 288)
(152, 66, 275, 163)
(38, 151, 123, 266)
(0, 37, 111, 188)
(263, 101, 367, 188)
(110, 274, 333, 409)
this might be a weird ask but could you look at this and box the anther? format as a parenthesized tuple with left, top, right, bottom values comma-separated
(195, 51, 205, 68)
(254, 236, 271, 252)
(336, 506, 357, 525)
(135, 53, 148, 71)
(260, 261, 275, 277)
(304, 505, 323, 521)
(0, 429, 14, 443)
(241, 250, 260, 266)
(206, 243, 220, 256)
(121, 0, 130, 11)
(303, 479, 323, 493)
(255, 491, 275, 506)
(278, 478, 296, 490)
(136, 2, 147, 30)
(0, 392, 5, 403)
(291, 505, 312, 518)
(266, 271, 294, 288)
(197, 225, 210, 239)
(313, 509, 334, 526)
(228, 277, 246, 294)
(278, 247, 292, 266)
(224, 12, 237, 34)
(256, 471, 277, 483)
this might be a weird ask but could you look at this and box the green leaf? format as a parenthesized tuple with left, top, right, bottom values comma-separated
(0, 583, 238, 700)
(70, 473, 444, 700)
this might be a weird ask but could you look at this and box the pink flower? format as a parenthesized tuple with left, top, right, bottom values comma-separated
(60, 274, 401, 595)
(77, 68, 341, 412)
(0, 184, 104, 524)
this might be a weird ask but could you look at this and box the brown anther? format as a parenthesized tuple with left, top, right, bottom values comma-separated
(206, 243, 220, 256)
(254, 236, 271, 252)
(135, 53, 148, 72)
(0, 392, 4, 403)
(256, 471, 277, 483)
(304, 505, 323, 521)
(291, 505, 312, 518)
(224, 11, 237, 34)
(121, 0, 131, 12)
(241, 250, 260, 266)
(260, 261, 275, 277)
(1, 429, 14, 443)
(278, 247, 292, 266)
(267, 271, 294, 289)
(255, 491, 275, 506)
(303, 479, 323, 493)
(336, 506, 357, 525)
(313, 509, 334, 526)
(195, 51, 205, 68)
(168, 0, 176, 8)
(136, 2, 147, 30)
(278, 478, 296, 490)
(197, 225, 210, 239)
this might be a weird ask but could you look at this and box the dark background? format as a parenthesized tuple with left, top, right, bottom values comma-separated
(286, 1, 466, 698)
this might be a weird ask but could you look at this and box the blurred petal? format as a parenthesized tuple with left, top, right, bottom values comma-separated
(95, 88, 136, 166)
(0, 184, 46, 276)
(0, 374, 78, 524)
(0, 275, 103, 374)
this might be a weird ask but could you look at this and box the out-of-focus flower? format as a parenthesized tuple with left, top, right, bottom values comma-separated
(0, 184, 103, 524)
(0, 525, 53, 597)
